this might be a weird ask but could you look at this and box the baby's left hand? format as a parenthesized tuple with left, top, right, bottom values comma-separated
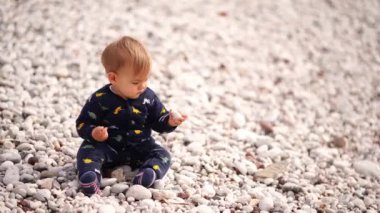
(168, 110, 188, 127)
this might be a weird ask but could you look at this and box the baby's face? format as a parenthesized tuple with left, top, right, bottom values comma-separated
(111, 65, 149, 99)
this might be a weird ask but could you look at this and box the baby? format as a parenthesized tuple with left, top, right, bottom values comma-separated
(75, 36, 187, 196)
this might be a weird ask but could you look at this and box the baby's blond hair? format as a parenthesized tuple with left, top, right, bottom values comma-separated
(101, 36, 151, 75)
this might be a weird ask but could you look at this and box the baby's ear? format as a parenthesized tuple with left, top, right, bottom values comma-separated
(107, 72, 117, 84)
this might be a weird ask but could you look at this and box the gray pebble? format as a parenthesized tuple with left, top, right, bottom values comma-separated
(3, 166, 20, 185)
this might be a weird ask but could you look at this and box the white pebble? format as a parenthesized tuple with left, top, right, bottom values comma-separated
(353, 160, 380, 178)
(98, 204, 116, 213)
(0, 150, 21, 163)
(171, 110, 183, 120)
(259, 197, 274, 211)
(232, 113, 246, 128)
(3, 166, 20, 185)
(125, 185, 152, 200)
(101, 178, 117, 188)
(140, 199, 155, 209)
(201, 182, 216, 198)
(111, 183, 129, 194)
(196, 205, 214, 213)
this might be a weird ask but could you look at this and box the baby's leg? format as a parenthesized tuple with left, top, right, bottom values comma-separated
(132, 143, 171, 187)
(76, 141, 117, 196)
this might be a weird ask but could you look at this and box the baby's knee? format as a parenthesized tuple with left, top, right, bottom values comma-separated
(155, 146, 171, 163)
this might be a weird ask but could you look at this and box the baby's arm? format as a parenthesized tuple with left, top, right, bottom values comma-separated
(147, 91, 178, 133)
(76, 94, 107, 142)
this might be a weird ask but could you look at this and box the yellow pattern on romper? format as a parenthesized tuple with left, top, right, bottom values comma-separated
(114, 106, 122, 115)
(83, 158, 93, 164)
(95, 92, 106, 97)
(153, 164, 160, 170)
(132, 106, 141, 114)
(134, 130, 142, 135)
(77, 122, 84, 130)
(160, 107, 166, 114)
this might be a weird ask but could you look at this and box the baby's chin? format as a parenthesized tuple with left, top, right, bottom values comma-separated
(126, 93, 142, 100)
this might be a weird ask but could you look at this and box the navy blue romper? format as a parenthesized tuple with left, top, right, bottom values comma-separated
(75, 84, 175, 181)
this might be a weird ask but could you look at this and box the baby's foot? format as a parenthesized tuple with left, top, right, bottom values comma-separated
(132, 168, 156, 188)
(79, 171, 101, 196)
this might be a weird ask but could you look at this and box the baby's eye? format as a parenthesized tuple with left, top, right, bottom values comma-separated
(132, 82, 139, 85)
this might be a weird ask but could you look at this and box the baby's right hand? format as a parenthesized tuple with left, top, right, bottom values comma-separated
(91, 126, 108, 142)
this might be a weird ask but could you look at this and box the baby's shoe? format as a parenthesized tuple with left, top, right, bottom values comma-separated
(132, 167, 156, 187)
(79, 171, 101, 196)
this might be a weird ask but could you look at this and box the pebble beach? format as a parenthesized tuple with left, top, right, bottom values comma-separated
(0, 0, 379, 212)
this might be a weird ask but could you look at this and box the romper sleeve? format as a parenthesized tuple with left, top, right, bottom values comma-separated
(147, 90, 176, 133)
(76, 92, 105, 143)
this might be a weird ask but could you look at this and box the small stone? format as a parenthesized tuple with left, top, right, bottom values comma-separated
(171, 110, 183, 120)
(232, 113, 246, 128)
(118, 192, 126, 200)
(101, 178, 117, 188)
(282, 183, 303, 194)
(61, 146, 76, 158)
(255, 161, 288, 179)
(236, 193, 251, 204)
(20, 173, 36, 183)
(6, 183, 14, 191)
(352, 198, 366, 210)
(40, 170, 59, 178)
(242, 206, 254, 212)
(18, 200, 31, 210)
(265, 147, 283, 159)
(191, 194, 209, 205)
(111, 183, 129, 194)
(122, 166, 136, 181)
(28, 156, 39, 165)
(259, 197, 274, 211)
(3, 166, 20, 185)
(201, 183, 216, 198)
(29, 200, 42, 209)
(177, 192, 190, 199)
(14, 186, 28, 197)
(125, 185, 152, 200)
(65, 187, 77, 197)
(171, 162, 181, 170)
(33, 163, 48, 172)
(110, 167, 125, 182)
(259, 121, 274, 135)
(102, 186, 111, 197)
(353, 160, 380, 178)
(331, 136, 347, 148)
(0, 161, 14, 171)
(9, 125, 19, 137)
(0, 151, 21, 163)
(98, 204, 116, 213)
(196, 205, 214, 213)
(153, 179, 165, 189)
(175, 174, 194, 185)
(53, 141, 61, 151)
(152, 190, 176, 200)
(5, 198, 17, 209)
(34, 189, 51, 201)
(54, 66, 69, 78)
(48, 200, 59, 211)
(37, 178, 54, 189)
(250, 198, 260, 206)
(187, 142, 204, 154)
(16, 143, 34, 152)
(127, 196, 135, 202)
(140, 199, 155, 209)
(234, 162, 247, 175)
(3, 141, 15, 149)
